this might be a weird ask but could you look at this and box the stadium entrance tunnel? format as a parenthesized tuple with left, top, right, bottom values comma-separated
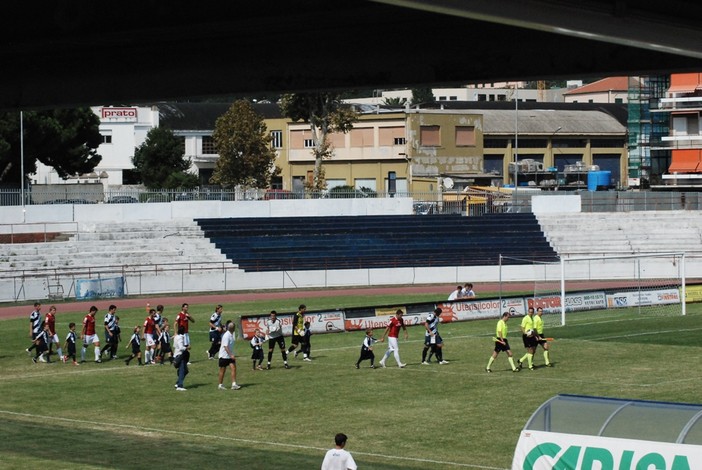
(512, 394, 702, 470)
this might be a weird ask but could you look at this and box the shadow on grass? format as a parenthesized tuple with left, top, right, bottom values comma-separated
(0, 416, 415, 470)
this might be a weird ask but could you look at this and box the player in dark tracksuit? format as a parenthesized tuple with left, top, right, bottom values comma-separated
(355, 329, 379, 369)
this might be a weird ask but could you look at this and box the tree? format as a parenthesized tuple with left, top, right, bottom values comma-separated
(383, 97, 407, 107)
(410, 88, 436, 106)
(132, 127, 198, 189)
(211, 100, 279, 189)
(0, 108, 102, 186)
(279, 93, 358, 191)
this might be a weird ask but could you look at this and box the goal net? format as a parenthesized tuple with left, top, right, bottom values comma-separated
(501, 253, 686, 327)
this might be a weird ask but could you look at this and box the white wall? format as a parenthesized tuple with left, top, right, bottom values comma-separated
(0, 198, 414, 225)
(531, 195, 581, 214)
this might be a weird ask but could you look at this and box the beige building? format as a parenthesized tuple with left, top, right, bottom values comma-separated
(274, 106, 627, 192)
(76, 102, 627, 193)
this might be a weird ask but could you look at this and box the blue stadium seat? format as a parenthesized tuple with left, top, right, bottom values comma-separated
(195, 214, 558, 272)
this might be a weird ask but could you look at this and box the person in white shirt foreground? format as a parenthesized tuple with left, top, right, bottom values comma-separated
(321, 433, 357, 470)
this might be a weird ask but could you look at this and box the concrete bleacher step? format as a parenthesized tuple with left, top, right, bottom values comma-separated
(537, 210, 702, 257)
(0, 217, 235, 275)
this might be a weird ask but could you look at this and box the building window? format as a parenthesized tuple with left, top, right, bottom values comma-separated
(553, 139, 587, 148)
(350, 128, 374, 147)
(304, 139, 315, 148)
(270, 130, 283, 149)
(515, 139, 547, 148)
(420, 126, 440, 147)
(455, 126, 476, 147)
(101, 133, 112, 144)
(270, 175, 283, 189)
(614, 98, 623, 104)
(554, 155, 583, 171)
(591, 139, 625, 148)
(449, 96, 458, 101)
(202, 135, 217, 154)
(438, 96, 447, 101)
(379, 126, 405, 146)
(477, 94, 487, 101)
(484, 139, 508, 148)
(483, 155, 504, 175)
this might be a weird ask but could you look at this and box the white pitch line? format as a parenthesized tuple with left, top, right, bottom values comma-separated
(582, 327, 702, 342)
(0, 410, 507, 470)
(0, 362, 156, 381)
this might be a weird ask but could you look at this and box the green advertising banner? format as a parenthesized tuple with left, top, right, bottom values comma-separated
(513, 430, 701, 470)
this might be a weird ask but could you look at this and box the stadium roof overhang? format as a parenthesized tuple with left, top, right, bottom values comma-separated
(2, 0, 702, 111)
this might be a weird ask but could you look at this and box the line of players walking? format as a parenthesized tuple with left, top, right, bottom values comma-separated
(25, 301, 196, 368)
(25, 300, 551, 383)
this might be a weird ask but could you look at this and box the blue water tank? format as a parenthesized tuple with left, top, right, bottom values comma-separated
(587, 171, 612, 191)
(598, 170, 612, 189)
(587, 171, 598, 191)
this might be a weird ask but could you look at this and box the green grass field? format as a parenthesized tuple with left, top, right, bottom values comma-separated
(1, 293, 701, 470)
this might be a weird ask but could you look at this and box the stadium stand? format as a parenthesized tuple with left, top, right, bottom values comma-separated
(0, 220, 229, 271)
(536, 210, 702, 256)
(195, 213, 558, 271)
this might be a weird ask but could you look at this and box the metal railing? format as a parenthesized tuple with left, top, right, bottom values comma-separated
(1, 187, 702, 215)
(0, 222, 79, 244)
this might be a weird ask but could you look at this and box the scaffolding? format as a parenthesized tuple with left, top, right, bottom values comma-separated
(627, 75, 670, 188)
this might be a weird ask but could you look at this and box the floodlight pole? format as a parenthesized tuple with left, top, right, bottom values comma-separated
(20, 111, 27, 221)
(498, 254, 503, 306)
(682, 253, 687, 316)
(513, 85, 519, 210)
(560, 256, 566, 326)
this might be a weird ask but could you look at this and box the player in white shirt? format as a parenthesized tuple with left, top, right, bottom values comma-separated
(218, 321, 241, 390)
(265, 310, 289, 369)
(321, 433, 357, 470)
(447, 285, 462, 301)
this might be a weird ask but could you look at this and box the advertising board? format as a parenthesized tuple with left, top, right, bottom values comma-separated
(513, 430, 701, 470)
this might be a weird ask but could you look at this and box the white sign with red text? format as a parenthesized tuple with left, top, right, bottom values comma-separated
(606, 288, 681, 309)
(101, 107, 138, 121)
(528, 292, 607, 314)
(438, 297, 526, 322)
(240, 311, 345, 339)
(344, 313, 425, 332)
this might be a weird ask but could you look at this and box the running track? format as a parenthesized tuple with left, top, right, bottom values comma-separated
(0, 282, 534, 320)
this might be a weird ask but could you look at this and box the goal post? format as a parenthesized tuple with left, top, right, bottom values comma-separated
(500, 252, 686, 327)
(555, 252, 686, 325)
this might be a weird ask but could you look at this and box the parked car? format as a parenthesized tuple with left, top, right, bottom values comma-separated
(175, 192, 196, 201)
(326, 186, 375, 199)
(46, 198, 96, 204)
(263, 189, 296, 200)
(106, 196, 138, 204)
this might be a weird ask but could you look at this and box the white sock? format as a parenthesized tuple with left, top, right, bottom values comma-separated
(81, 348, 86, 361)
(94, 347, 100, 361)
(57, 347, 63, 357)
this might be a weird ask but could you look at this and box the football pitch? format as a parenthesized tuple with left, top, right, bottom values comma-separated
(1, 292, 701, 470)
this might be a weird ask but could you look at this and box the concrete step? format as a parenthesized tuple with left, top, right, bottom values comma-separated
(0, 238, 216, 255)
(74, 231, 204, 241)
(1, 255, 230, 270)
